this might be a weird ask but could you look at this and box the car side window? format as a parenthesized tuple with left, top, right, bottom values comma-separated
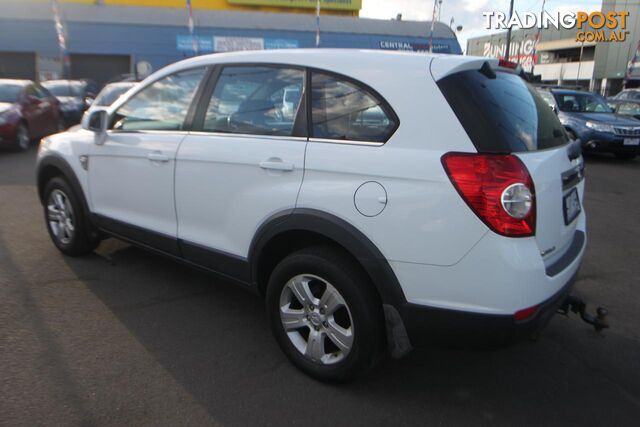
(311, 72, 397, 143)
(111, 68, 205, 132)
(203, 66, 304, 136)
(34, 85, 51, 99)
(618, 102, 640, 115)
(538, 91, 555, 109)
(617, 91, 629, 100)
(25, 85, 38, 99)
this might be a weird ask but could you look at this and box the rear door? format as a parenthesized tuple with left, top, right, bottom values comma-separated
(435, 62, 584, 268)
(175, 65, 307, 272)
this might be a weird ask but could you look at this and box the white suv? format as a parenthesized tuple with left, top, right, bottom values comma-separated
(37, 50, 586, 381)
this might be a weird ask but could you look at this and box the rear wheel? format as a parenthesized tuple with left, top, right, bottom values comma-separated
(15, 123, 30, 151)
(43, 177, 98, 256)
(614, 153, 637, 160)
(266, 246, 384, 382)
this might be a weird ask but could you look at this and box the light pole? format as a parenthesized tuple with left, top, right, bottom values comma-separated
(504, 0, 515, 61)
(576, 40, 585, 87)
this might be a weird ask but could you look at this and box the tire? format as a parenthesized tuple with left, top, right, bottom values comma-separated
(15, 122, 30, 152)
(614, 153, 637, 160)
(266, 245, 385, 382)
(43, 177, 99, 256)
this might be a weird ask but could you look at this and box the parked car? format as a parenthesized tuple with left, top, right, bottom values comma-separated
(41, 79, 96, 126)
(0, 79, 63, 151)
(37, 51, 586, 381)
(607, 99, 640, 120)
(607, 88, 640, 101)
(90, 82, 136, 110)
(538, 88, 639, 160)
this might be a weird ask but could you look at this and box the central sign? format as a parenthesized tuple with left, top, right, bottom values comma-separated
(228, 0, 362, 11)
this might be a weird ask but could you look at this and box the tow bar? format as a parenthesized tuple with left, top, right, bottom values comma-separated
(558, 295, 609, 332)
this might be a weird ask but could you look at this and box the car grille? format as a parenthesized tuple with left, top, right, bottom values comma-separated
(614, 126, 640, 136)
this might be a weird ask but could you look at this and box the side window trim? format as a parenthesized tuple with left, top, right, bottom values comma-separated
(190, 62, 308, 138)
(109, 66, 208, 133)
(307, 67, 400, 145)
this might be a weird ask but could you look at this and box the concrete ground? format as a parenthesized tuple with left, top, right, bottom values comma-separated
(1, 147, 639, 426)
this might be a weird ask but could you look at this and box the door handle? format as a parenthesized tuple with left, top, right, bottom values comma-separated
(148, 152, 170, 163)
(259, 160, 294, 172)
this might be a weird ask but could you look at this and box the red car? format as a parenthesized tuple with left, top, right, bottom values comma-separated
(0, 79, 63, 151)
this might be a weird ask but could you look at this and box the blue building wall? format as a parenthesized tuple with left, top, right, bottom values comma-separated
(0, 18, 461, 76)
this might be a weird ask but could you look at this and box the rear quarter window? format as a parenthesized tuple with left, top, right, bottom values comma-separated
(437, 69, 568, 153)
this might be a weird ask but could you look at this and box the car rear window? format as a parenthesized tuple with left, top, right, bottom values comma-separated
(437, 68, 568, 153)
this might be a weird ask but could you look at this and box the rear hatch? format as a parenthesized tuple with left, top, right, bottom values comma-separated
(435, 59, 584, 267)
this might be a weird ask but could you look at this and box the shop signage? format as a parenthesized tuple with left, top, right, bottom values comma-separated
(228, 0, 361, 11)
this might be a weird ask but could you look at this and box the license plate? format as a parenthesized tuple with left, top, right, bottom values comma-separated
(563, 188, 581, 225)
(623, 138, 639, 146)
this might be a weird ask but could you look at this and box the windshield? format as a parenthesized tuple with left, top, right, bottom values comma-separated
(94, 85, 133, 107)
(437, 69, 568, 153)
(0, 83, 23, 103)
(42, 81, 85, 97)
(555, 93, 612, 113)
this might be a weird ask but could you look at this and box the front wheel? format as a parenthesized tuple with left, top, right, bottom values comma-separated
(266, 246, 385, 382)
(15, 123, 30, 151)
(43, 177, 98, 256)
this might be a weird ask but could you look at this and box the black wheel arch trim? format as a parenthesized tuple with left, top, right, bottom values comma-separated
(248, 208, 407, 308)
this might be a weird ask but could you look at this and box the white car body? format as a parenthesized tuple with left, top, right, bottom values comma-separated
(37, 49, 586, 368)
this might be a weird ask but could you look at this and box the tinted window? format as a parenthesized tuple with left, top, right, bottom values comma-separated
(537, 90, 555, 109)
(555, 93, 612, 113)
(438, 70, 568, 153)
(618, 102, 640, 115)
(42, 81, 85, 97)
(0, 83, 23, 102)
(311, 72, 396, 142)
(34, 85, 51, 99)
(112, 68, 205, 132)
(25, 85, 38, 98)
(203, 66, 304, 136)
(94, 84, 134, 107)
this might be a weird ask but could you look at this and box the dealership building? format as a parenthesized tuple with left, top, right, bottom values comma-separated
(0, 0, 462, 85)
(466, 0, 640, 96)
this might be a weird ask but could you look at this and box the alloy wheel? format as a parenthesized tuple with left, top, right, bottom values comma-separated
(279, 274, 354, 365)
(47, 189, 75, 245)
(17, 125, 29, 150)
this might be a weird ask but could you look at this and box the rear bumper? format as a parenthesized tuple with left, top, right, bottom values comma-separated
(388, 217, 587, 348)
(397, 270, 577, 347)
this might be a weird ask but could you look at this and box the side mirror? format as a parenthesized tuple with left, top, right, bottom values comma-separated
(84, 97, 94, 108)
(82, 108, 108, 145)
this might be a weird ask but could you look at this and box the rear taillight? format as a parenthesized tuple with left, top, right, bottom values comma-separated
(441, 153, 536, 237)
(514, 304, 539, 321)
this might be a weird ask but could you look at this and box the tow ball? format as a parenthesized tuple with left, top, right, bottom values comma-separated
(557, 295, 609, 332)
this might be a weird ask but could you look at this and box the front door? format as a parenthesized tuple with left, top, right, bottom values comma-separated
(175, 65, 307, 274)
(89, 67, 206, 254)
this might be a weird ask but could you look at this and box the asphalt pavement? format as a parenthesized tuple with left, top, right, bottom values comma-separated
(1, 147, 639, 426)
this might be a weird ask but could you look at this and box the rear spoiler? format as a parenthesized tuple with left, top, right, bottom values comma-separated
(430, 56, 530, 82)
